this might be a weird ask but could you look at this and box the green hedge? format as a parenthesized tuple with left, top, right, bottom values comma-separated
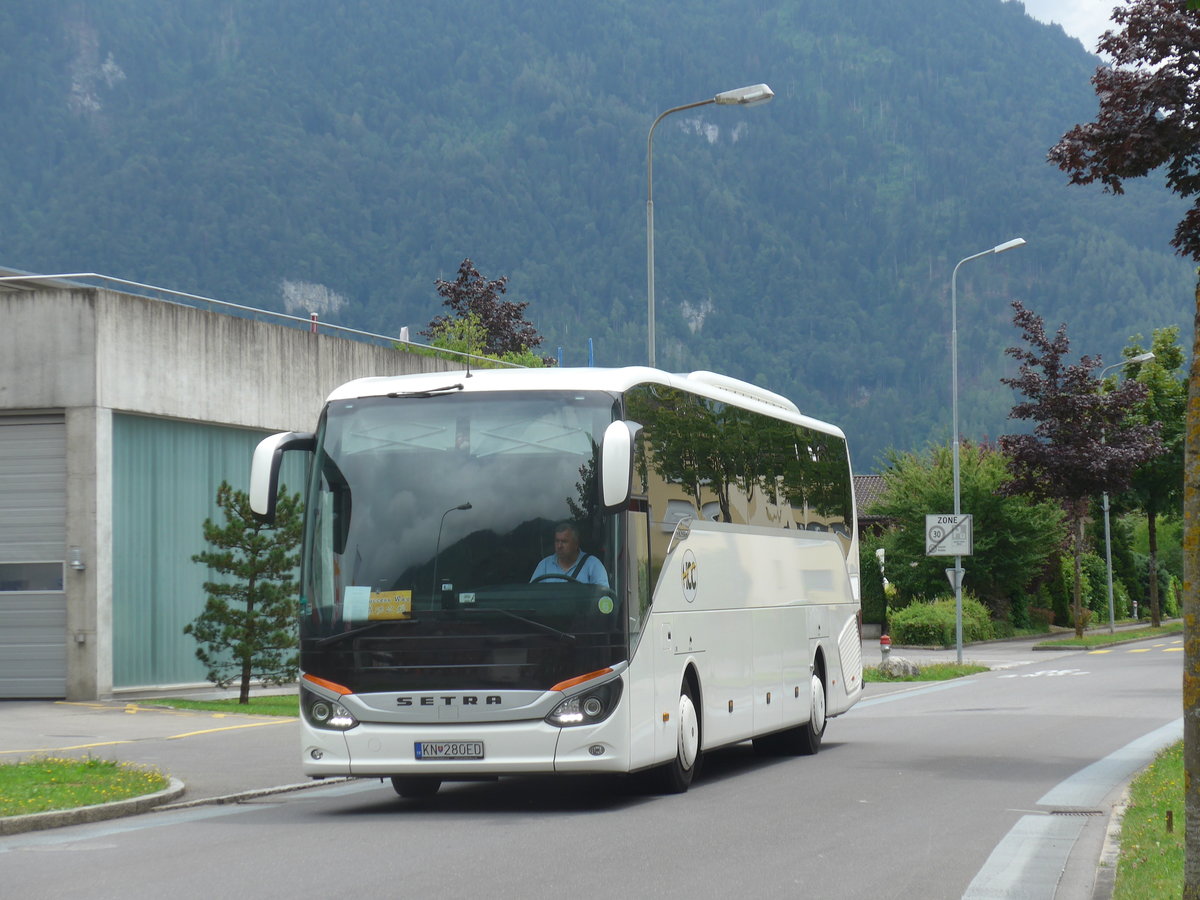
(888, 595, 996, 647)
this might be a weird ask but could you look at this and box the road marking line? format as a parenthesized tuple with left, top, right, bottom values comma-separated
(166, 720, 294, 740)
(0, 740, 135, 756)
(0, 719, 293, 756)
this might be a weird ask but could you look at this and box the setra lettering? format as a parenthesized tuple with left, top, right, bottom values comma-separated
(396, 695, 505, 707)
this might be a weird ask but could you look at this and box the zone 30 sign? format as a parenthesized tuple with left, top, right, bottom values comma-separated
(925, 514, 973, 556)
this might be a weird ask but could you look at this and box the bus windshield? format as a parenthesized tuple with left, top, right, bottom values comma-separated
(299, 389, 624, 694)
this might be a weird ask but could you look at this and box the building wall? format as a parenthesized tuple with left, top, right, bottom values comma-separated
(0, 283, 457, 698)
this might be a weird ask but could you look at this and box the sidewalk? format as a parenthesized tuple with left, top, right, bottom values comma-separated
(0, 687, 316, 834)
(861, 620, 1175, 669)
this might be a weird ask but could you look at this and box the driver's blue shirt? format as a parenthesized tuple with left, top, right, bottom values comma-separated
(530, 553, 609, 586)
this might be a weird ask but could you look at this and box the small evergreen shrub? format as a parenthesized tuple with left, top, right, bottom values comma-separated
(1163, 576, 1181, 617)
(1009, 589, 1031, 630)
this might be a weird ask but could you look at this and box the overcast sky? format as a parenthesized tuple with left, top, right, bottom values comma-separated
(1018, 0, 1118, 54)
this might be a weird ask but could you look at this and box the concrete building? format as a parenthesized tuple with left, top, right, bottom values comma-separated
(0, 274, 454, 700)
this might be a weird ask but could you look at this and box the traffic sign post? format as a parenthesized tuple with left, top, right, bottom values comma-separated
(926, 514, 973, 556)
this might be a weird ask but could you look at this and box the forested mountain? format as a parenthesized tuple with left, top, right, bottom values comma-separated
(1, 0, 1192, 470)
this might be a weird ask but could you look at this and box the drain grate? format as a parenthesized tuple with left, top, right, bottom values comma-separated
(1046, 808, 1104, 817)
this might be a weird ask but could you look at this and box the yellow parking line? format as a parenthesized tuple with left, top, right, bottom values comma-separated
(0, 716, 292, 756)
(166, 719, 293, 740)
(1089, 649, 1112, 655)
(0, 739, 134, 756)
(1128, 648, 1151, 653)
(1165, 647, 1184, 652)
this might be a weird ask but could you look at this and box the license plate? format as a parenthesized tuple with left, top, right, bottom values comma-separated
(415, 741, 484, 760)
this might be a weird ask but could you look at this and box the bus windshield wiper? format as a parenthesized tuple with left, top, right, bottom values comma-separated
(314, 620, 410, 648)
(460, 607, 576, 642)
(386, 383, 464, 399)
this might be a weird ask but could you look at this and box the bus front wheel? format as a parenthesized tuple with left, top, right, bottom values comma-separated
(797, 671, 826, 755)
(656, 680, 701, 793)
(391, 776, 441, 799)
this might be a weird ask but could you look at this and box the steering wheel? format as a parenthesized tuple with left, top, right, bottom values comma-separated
(530, 574, 617, 604)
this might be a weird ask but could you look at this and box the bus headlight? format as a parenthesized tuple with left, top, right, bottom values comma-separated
(546, 679, 623, 727)
(302, 688, 359, 731)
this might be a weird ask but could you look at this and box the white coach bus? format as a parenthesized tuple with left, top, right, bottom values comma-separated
(250, 366, 862, 797)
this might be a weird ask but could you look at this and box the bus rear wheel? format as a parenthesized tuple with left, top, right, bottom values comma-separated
(391, 776, 442, 799)
(758, 671, 827, 756)
(656, 680, 701, 793)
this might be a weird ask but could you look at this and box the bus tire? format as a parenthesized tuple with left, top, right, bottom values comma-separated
(795, 670, 826, 756)
(391, 776, 442, 799)
(656, 680, 701, 793)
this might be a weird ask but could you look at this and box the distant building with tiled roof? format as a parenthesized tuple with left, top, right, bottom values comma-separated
(854, 474, 892, 536)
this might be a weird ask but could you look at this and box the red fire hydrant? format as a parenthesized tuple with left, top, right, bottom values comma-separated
(880, 634, 891, 663)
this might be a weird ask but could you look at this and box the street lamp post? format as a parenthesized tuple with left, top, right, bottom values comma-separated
(647, 83, 774, 368)
(950, 237, 1026, 664)
(1098, 351, 1155, 633)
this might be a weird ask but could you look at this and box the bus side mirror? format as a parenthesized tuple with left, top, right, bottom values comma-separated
(250, 431, 315, 522)
(600, 421, 641, 513)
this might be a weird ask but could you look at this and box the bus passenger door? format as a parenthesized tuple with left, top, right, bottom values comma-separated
(623, 498, 658, 771)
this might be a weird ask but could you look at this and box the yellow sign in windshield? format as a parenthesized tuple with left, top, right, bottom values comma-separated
(368, 590, 412, 620)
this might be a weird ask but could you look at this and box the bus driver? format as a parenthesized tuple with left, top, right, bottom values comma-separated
(530, 522, 609, 586)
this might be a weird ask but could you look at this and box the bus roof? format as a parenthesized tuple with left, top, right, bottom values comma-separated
(326, 366, 847, 441)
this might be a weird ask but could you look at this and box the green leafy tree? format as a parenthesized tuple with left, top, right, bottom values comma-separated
(999, 301, 1163, 638)
(185, 481, 303, 703)
(1117, 328, 1187, 626)
(868, 442, 1064, 615)
(425, 313, 546, 368)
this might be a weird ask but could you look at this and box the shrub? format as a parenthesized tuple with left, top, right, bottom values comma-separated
(858, 533, 887, 627)
(889, 594, 996, 647)
(1081, 552, 1107, 616)
(1009, 589, 1031, 630)
(1028, 607, 1054, 630)
(1164, 575, 1181, 617)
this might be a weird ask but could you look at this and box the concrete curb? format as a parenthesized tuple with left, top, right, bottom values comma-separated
(154, 778, 356, 811)
(1090, 789, 1129, 900)
(0, 777, 360, 836)
(1032, 631, 1183, 652)
(0, 776, 186, 836)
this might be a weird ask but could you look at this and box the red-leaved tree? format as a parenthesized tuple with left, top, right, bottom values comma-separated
(423, 258, 544, 358)
(999, 302, 1162, 639)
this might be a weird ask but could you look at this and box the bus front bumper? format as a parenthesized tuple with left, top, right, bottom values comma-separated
(301, 715, 630, 778)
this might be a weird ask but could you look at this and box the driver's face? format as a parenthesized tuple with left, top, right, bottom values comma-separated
(554, 529, 580, 564)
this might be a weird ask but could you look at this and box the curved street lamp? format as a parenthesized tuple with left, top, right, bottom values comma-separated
(1098, 351, 1155, 633)
(950, 237, 1026, 663)
(646, 83, 774, 368)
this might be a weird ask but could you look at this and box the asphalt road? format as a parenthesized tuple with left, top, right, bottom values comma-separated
(0, 636, 1183, 900)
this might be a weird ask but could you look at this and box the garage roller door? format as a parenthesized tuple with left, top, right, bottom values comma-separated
(0, 416, 67, 698)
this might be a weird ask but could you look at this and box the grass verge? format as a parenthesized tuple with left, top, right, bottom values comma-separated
(1113, 740, 1183, 899)
(863, 663, 987, 683)
(0, 756, 169, 817)
(143, 695, 298, 717)
(1035, 622, 1183, 649)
